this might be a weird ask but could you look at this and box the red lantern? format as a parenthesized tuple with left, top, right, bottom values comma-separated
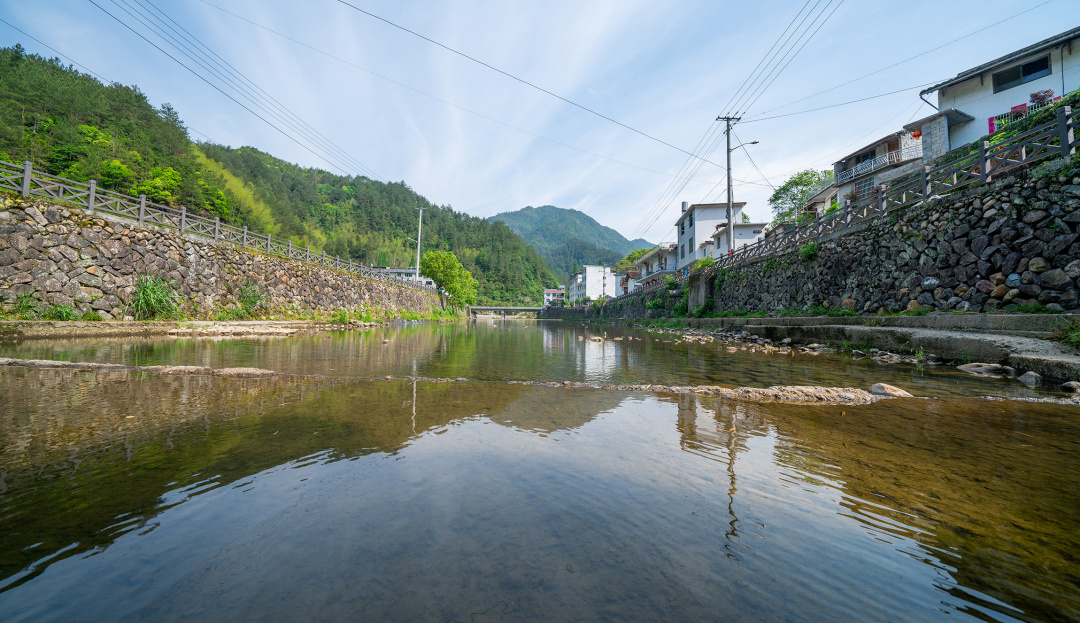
(911, 130, 922, 139)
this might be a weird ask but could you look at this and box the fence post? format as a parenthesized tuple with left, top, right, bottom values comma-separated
(305, 245, 310, 261)
(288, 239, 293, 257)
(1060, 106, 1075, 159)
(213, 217, 220, 240)
(87, 180, 96, 215)
(179, 205, 187, 234)
(921, 165, 930, 200)
(20, 161, 31, 196)
(336, 255, 340, 270)
(242, 225, 248, 247)
(138, 194, 146, 226)
(878, 185, 887, 214)
(267, 232, 271, 251)
(978, 140, 989, 185)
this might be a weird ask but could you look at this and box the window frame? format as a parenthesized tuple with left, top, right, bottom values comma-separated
(992, 55, 1051, 94)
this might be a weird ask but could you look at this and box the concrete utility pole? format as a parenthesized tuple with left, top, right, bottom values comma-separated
(414, 202, 425, 281)
(718, 116, 740, 256)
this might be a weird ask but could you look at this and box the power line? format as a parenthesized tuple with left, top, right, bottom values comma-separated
(136, 0, 380, 179)
(741, 81, 941, 124)
(331, 0, 726, 169)
(0, 17, 110, 82)
(632, 0, 840, 240)
(88, 0, 372, 180)
(112, 0, 381, 180)
(749, 0, 1056, 118)
(196, 0, 725, 187)
(725, 0, 830, 116)
(735, 0, 845, 116)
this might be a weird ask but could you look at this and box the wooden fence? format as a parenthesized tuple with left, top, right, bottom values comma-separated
(0, 160, 438, 295)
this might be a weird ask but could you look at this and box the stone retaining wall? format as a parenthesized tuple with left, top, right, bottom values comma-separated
(543, 167, 1080, 320)
(0, 197, 439, 319)
(701, 168, 1080, 314)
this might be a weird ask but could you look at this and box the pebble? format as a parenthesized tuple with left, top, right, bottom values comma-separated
(1017, 371, 1043, 387)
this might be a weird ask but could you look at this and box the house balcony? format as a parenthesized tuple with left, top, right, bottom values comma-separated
(836, 144, 923, 184)
(988, 97, 1061, 134)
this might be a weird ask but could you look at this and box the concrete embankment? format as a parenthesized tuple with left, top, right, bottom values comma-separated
(0, 319, 384, 341)
(683, 314, 1080, 383)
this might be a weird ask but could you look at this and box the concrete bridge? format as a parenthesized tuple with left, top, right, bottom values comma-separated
(468, 306, 542, 318)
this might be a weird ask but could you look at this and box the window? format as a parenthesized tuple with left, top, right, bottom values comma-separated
(993, 56, 1051, 93)
(854, 149, 875, 165)
(854, 177, 875, 201)
(680, 245, 685, 259)
(680, 223, 685, 235)
(689, 214, 693, 227)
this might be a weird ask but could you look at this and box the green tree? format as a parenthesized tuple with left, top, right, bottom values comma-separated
(767, 169, 833, 227)
(421, 250, 478, 311)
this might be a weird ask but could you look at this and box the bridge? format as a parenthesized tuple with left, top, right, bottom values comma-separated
(468, 306, 542, 318)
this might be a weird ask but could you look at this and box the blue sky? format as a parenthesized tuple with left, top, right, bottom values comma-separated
(3, 0, 1078, 244)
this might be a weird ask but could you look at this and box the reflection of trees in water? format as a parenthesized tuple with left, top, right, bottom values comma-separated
(668, 392, 1080, 621)
(0, 368, 626, 590)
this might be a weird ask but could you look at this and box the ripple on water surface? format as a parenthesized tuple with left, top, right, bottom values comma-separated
(0, 363, 1077, 621)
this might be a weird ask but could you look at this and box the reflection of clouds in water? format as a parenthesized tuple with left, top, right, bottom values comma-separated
(490, 386, 628, 434)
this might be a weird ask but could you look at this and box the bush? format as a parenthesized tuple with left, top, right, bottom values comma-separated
(81, 310, 104, 321)
(8, 293, 39, 319)
(673, 295, 688, 317)
(129, 276, 180, 320)
(798, 242, 819, 262)
(664, 275, 678, 290)
(330, 309, 350, 324)
(645, 298, 664, 310)
(692, 256, 715, 271)
(41, 304, 76, 321)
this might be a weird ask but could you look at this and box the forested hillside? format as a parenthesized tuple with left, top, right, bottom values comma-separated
(488, 205, 652, 258)
(543, 239, 622, 281)
(0, 45, 557, 305)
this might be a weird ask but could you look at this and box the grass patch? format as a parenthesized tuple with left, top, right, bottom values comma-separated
(1053, 320, 1080, 349)
(798, 242, 819, 262)
(41, 304, 77, 321)
(1013, 302, 1060, 314)
(129, 275, 180, 320)
(81, 310, 104, 321)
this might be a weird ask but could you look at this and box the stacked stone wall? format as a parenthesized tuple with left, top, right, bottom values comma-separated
(541, 167, 1080, 320)
(0, 197, 439, 319)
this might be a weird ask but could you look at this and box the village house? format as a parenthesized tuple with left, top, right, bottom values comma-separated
(543, 287, 565, 306)
(674, 201, 745, 270)
(832, 130, 924, 204)
(618, 270, 640, 296)
(915, 26, 1080, 159)
(567, 265, 617, 303)
(633, 244, 677, 290)
(710, 219, 768, 259)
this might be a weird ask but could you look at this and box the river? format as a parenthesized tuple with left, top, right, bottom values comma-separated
(0, 319, 1077, 621)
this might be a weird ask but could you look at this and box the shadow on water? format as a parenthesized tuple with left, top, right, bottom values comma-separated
(0, 363, 1077, 621)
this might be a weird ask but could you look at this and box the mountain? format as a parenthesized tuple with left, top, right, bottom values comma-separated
(488, 205, 653, 259)
(542, 238, 623, 279)
(0, 44, 557, 305)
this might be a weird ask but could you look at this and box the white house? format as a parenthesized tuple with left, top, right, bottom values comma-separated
(543, 287, 565, 305)
(710, 221, 768, 258)
(633, 245, 677, 290)
(567, 265, 617, 303)
(832, 131, 924, 204)
(675, 201, 746, 270)
(917, 26, 1080, 155)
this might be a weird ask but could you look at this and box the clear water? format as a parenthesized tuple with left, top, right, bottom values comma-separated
(0, 320, 1077, 621)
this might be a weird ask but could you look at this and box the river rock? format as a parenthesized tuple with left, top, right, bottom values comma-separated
(957, 362, 1016, 377)
(869, 383, 913, 398)
(213, 367, 276, 378)
(1017, 371, 1042, 387)
(1061, 381, 1080, 392)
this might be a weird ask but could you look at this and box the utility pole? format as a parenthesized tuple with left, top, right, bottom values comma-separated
(414, 202, 425, 281)
(717, 116, 740, 257)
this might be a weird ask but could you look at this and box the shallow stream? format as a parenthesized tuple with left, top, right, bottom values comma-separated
(0, 320, 1077, 621)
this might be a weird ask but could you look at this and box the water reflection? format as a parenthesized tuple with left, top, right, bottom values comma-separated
(0, 339, 1078, 620)
(0, 320, 1063, 399)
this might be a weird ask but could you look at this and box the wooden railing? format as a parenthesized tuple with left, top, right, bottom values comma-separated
(605, 105, 1078, 307)
(0, 160, 439, 295)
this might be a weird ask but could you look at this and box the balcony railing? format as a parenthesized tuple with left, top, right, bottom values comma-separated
(989, 97, 1061, 134)
(837, 144, 923, 183)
